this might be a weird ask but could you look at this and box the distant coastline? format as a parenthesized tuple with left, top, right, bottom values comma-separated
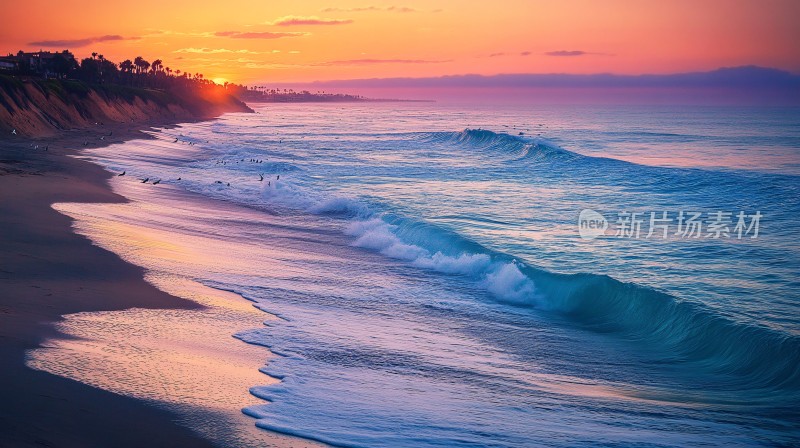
(231, 85, 431, 103)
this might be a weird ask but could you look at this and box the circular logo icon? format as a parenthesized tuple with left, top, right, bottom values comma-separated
(578, 209, 608, 240)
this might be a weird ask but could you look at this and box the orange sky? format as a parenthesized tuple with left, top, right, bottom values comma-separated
(1, 0, 798, 84)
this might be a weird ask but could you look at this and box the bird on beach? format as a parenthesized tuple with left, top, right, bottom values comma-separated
(277, 175, 280, 180)
(174, 138, 178, 143)
(177, 177, 181, 180)
(141, 178, 149, 183)
(153, 179, 161, 185)
(100, 136, 105, 140)
(11, 129, 16, 135)
(259, 174, 264, 181)
(118, 171, 125, 176)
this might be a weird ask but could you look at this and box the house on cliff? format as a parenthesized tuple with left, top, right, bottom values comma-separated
(1, 50, 77, 78)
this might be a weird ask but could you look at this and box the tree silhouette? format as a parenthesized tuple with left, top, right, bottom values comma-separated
(133, 56, 150, 74)
(46, 50, 78, 79)
(120, 59, 133, 73)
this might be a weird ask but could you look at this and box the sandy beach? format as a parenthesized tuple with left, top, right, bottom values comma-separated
(0, 123, 222, 447)
(0, 116, 318, 447)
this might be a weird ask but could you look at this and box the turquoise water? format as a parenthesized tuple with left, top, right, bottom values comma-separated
(87, 103, 800, 446)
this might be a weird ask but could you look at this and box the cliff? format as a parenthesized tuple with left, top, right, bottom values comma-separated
(0, 76, 252, 137)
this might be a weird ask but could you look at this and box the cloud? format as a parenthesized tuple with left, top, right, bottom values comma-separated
(487, 51, 532, 58)
(545, 50, 588, 57)
(268, 15, 353, 26)
(28, 35, 138, 48)
(321, 6, 416, 13)
(320, 58, 448, 66)
(244, 62, 303, 69)
(215, 31, 307, 39)
(181, 57, 261, 63)
(142, 29, 215, 38)
(173, 48, 263, 54)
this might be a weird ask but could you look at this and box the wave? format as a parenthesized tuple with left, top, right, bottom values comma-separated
(251, 128, 800, 396)
(344, 214, 800, 394)
(419, 129, 584, 163)
(534, 271, 800, 393)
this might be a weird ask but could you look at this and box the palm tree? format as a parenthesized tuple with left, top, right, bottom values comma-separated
(151, 59, 162, 75)
(133, 57, 150, 86)
(119, 59, 133, 85)
(133, 56, 145, 74)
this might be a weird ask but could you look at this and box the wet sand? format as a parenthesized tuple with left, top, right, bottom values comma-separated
(0, 123, 315, 447)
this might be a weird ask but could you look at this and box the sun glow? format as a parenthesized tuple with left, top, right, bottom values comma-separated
(212, 77, 228, 85)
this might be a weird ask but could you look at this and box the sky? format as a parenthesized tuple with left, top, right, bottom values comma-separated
(1, 0, 799, 85)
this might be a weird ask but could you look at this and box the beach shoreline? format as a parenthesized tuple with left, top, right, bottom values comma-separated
(0, 121, 225, 447)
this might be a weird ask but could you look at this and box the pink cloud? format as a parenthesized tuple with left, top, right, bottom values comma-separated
(215, 31, 307, 39)
(269, 16, 353, 26)
(28, 35, 138, 48)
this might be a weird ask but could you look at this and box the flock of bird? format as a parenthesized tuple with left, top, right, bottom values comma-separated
(12, 127, 283, 190)
(123, 135, 283, 188)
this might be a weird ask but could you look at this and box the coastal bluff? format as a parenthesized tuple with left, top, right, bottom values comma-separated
(0, 75, 252, 137)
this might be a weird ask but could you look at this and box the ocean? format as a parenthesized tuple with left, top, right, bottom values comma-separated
(28, 103, 800, 446)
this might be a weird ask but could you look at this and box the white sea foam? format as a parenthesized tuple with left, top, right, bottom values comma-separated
(345, 218, 539, 304)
